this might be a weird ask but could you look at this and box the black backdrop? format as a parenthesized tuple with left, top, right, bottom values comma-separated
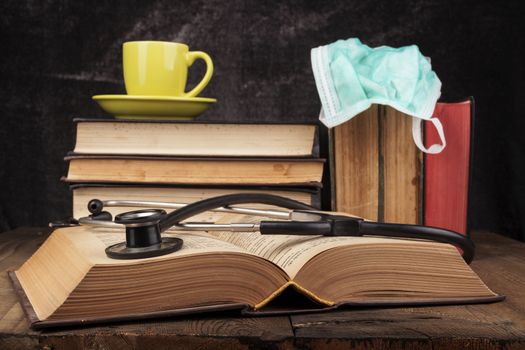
(1, 0, 524, 240)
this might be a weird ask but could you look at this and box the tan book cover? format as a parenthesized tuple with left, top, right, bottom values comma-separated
(63, 155, 325, 186)
(72, 120, 319, 157)
(331, 105, 422, 224)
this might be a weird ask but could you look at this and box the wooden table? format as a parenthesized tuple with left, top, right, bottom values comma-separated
(0, 228, 524, 350)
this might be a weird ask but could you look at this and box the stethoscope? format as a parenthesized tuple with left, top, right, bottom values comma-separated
(61, 193, 474, 263)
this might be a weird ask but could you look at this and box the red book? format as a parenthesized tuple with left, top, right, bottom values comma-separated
(424, 99, 473, 236)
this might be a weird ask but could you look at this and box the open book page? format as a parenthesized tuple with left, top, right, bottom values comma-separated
(61, 226, 249, 266)
(205, 213, 416, 279)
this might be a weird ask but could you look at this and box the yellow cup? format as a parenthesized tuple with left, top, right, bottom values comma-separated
(123, 41, 213, 97)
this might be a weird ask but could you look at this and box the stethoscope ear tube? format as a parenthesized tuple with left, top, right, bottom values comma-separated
(158, 193, 314, 232)
(358, 221, 475, 264)
(258, 218, 474, 264)
(69, 193, 475, 264)
(259, 221, 333, 236)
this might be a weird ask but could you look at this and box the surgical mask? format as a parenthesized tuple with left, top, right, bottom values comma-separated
(311, 38, 445, 154)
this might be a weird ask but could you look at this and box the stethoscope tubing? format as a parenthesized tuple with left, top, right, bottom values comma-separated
(76, 193, 475, 264)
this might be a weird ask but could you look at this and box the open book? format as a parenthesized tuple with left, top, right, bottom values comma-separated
(11, 214, 502, 329)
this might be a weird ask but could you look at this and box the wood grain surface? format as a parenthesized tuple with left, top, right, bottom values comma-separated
(1, 228, 524, 349)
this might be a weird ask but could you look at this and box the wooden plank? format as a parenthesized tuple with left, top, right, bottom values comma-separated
(464, 231, 525, 330)
(38, 317, 294, 350)
(0, 228, 49, 350)
(0, 228, 49, 334)
(333, 105, 379, 220)
(291, 231, 525, 349)
(292, 308, 525, 349)
(382, 106, 422, 224)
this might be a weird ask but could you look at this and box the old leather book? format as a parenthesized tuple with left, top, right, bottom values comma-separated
(330, 105, 423, 224)
(63, 155, 325, 186)
(12, 215, 502, 329)
(72, 119, 320, 157)
(424, 99, 474, 235)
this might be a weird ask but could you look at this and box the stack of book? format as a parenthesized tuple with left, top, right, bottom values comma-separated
(330, 99, 473, 235)
(62, 119, 324, 219)
(14, 107, 499, 330)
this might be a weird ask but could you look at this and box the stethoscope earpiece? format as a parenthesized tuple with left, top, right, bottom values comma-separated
(88, 199, 105, 215)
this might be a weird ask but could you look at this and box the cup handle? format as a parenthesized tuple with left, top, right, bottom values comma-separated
(185, 51, 214, 97)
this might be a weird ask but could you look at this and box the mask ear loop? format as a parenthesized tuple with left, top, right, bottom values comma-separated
(318, 108, 327, 126)
(412, 117, 446, 154)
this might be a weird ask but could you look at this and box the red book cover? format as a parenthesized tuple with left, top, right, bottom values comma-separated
(424, 99, 473, 236)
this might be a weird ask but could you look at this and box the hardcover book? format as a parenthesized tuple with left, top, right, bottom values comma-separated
(12, 216, 502, 329)
(72, 119, 319, 157)
(330, 105, 422, 223)
(63, 155, 325, 186)
(424, 99, 473, 235)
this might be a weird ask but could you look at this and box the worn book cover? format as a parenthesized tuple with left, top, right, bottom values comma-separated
(63, 155, 325, 187)
(72, 119, 320, 157)
(330, 105, 423, 224)
(424, 99, 473, 235)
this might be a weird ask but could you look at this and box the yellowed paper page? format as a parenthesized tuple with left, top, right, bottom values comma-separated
(212, 229, 400, 278)
(207, 213, 405, 278)
(59, 226, 249, 266)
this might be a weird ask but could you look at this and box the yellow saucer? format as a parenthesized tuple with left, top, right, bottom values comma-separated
(92, 95, 217, 120)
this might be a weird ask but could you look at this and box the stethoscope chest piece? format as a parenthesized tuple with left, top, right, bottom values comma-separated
(105, 208, 183, 259)
(106, 237, 183, 259)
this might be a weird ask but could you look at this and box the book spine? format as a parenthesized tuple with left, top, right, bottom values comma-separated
(74, 121, 320, 158)
(424, 100, 472, 235)
(331, 105, 421, 224)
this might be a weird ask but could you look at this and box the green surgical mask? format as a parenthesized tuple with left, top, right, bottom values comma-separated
(311, 38, 445, 154)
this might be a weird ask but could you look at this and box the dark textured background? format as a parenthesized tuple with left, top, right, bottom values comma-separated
(0, 0, 524, 240)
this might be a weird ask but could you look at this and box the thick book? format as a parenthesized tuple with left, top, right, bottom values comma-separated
(63, 155, 325, 186)
(71, 183, 321, 219)
(72, 119, 319, 157)
(330, 105, 423, 223)
(424, 99, 473, 235)
(12, 223, 502, 329)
